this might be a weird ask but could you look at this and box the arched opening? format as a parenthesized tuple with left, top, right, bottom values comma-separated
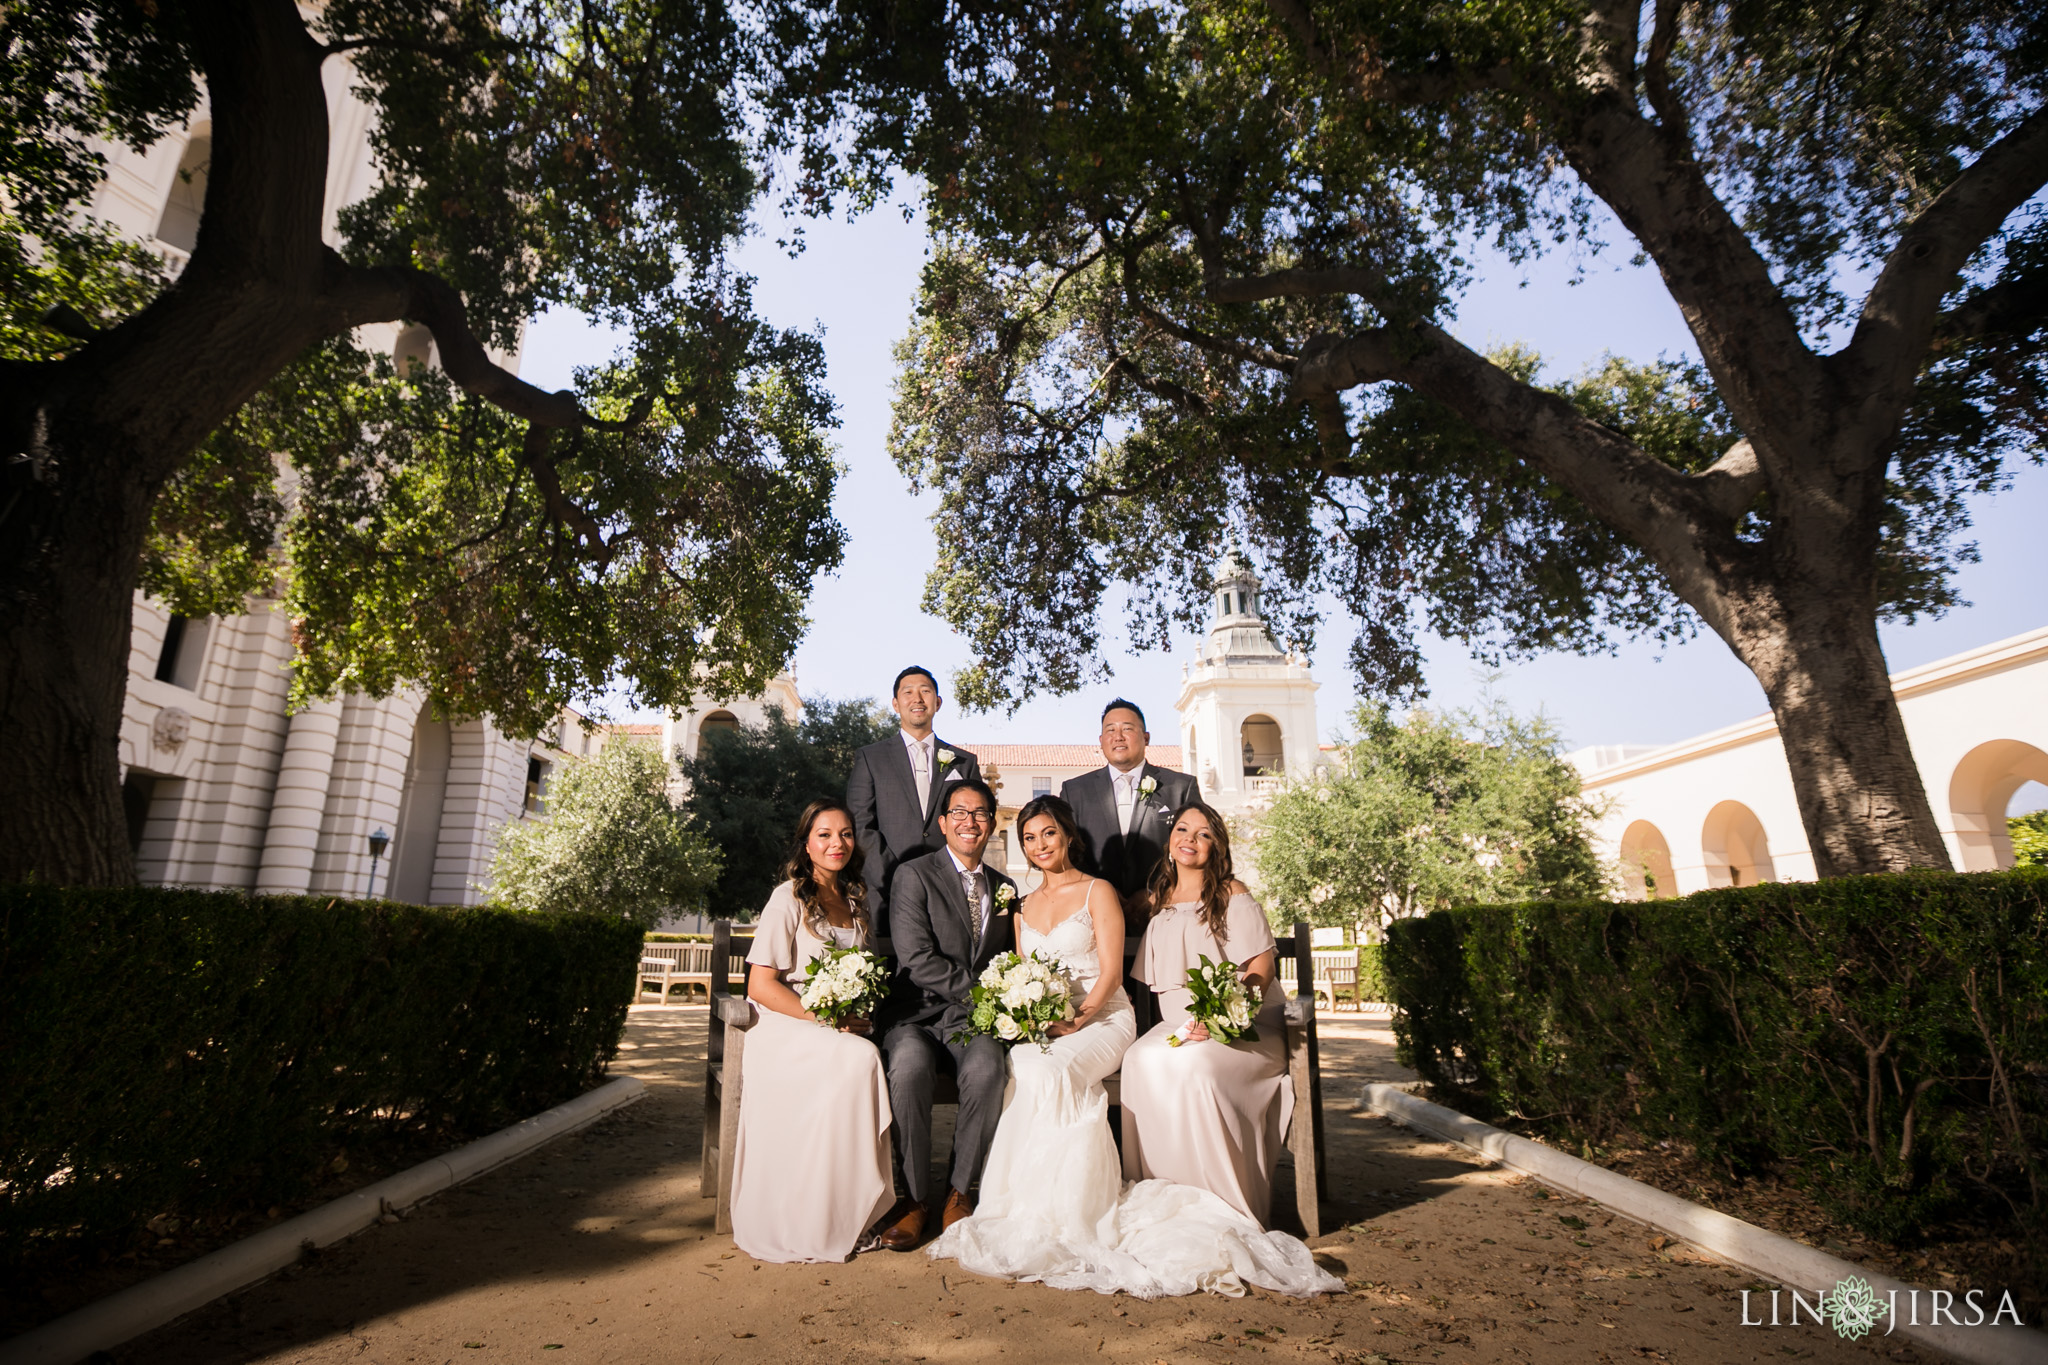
(1701, 800, 1776, 888)
(1241, 714, 1283, 776)
(1947, 739, 2048, 871)
(393, 323, 436, 374)
(155, 131, 211, 254)
(696, 709, 739, 757)
(1618, 820, 1676, 900)
(390, 713, 452, 903)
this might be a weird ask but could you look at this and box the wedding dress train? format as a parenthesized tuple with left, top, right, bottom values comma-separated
(927, 897, 1342, 1299)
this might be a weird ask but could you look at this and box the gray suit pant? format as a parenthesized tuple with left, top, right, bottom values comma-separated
(881, 1022, 1006, 1203)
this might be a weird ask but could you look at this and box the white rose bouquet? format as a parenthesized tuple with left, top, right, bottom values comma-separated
(798, 945, 892, 1029)
(1169, 955, 1261, 1045)
(954, 950, 1076, 1050)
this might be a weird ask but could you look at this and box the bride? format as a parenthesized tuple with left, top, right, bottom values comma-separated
(927, 795, 1340, 1299)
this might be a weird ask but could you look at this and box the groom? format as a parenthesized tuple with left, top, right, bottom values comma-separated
(875, 776, 1015, 1251)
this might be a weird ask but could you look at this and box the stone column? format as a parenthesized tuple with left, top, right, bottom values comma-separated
(254, 698, 342, 894)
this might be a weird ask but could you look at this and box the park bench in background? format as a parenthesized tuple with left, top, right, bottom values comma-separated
(700, 919, 1329, 1236)
(635, 942, 716, 1004)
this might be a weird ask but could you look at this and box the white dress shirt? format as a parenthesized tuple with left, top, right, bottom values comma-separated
(903, 730, 936, 814)
(947, 847, 992, 945)
(1107, 762, 1145, 835)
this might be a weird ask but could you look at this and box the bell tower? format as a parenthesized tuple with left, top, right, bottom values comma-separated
(1174, 555, 1321, 816)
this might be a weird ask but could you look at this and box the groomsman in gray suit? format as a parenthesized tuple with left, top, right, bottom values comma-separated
(846, 666, 984, 938)
(1060, 698, 1199, 926)
(875, 777, 1014, 1249)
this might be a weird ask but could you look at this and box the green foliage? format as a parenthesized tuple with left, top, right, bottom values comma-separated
(489, 738, 718, 927)
(2, 0, 851, 737)
(2012, 810, 2048, 869)
(852, 0, 2048, 705)
(678, 697, 896, 919)
(0, 885, 640, 1263)
(1256, 698, 1610, 931)
(1383, 870, 2048, 1246)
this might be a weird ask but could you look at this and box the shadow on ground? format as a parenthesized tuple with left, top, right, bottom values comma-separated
(117, 1008, 1926, 1365)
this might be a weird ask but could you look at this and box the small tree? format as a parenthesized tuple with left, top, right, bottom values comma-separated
(2011, 810, 2048, 869)
(489, 740, 718, 930)
(1256, 700, 1608, 935)
(679, 697, 896, 919)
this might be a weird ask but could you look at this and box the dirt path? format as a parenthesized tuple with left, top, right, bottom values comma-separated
(124, 1008, 1927, 1365)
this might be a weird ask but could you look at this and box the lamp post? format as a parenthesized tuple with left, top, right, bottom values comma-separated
(366, 827, 390, 899)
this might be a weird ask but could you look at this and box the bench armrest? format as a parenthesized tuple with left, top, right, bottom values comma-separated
(716, 995, 756, 1029)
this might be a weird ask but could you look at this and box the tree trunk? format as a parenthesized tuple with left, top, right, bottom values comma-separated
(0, 435, 155, 887)
(1717, 575, 1954, 878)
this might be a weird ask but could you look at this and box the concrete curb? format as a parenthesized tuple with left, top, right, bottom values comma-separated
(1, 1075, 646, 1365)
(1361, 1084, 2046, 1365)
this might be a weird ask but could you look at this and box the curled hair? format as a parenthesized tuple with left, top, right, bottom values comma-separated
(1013, 794, 1083, 874)
(1146, 801, 1236, 943)
(780, 798, 870, 939)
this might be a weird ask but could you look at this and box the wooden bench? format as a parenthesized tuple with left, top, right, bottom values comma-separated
(700, 919, 1329, 1236)
(636, 942, 717, 1004)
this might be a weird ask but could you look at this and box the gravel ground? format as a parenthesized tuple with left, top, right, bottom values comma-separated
(116, 1007, 1931, 1365)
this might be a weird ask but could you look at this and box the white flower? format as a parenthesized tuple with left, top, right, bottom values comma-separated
(995, 884, 1016, 910)
(1022, 979, 1046, 1004)
(980, 964, 1003, 987)
(1001, 986, 1031, 1011)
(937, 748, 956, 767)
(1138, 775, 1157, 799)
(995, 1014, 1022, 1041)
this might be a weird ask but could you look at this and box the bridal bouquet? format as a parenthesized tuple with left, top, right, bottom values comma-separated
(1169, 955, 1260, 1045)
(957, 950, 1076, 1050)
(799, 945, 892, 1029)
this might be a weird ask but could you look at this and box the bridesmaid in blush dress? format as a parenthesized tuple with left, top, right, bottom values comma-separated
(729, 799, 895, 1263)
(1119, 801, 1292, 1227)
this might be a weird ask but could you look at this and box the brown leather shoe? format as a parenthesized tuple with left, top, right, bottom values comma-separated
(877, 1199, 926, 1252)
(941, 1189, 975, 1229)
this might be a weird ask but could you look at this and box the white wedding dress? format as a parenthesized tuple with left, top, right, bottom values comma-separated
(927, 896, 1343, 1299)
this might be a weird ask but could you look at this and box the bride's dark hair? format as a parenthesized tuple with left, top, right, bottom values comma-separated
(1014, 795, 1082, 874)
(780, 798, 869, 939)
(1146, 801, 1236, 942)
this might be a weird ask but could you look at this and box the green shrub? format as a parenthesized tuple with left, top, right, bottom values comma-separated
(0, 886, 641, 1263)
(1357, 942, 1389, 1003)
(1384, 870, 2048, 1244)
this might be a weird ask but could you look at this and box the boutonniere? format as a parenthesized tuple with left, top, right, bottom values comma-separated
(1137, 775, 1158, 802)
(936, 748, 957, 768)
(994, 884, 1016, 914)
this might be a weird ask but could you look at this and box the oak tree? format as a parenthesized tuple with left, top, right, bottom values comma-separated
(868, 0, 2048, 875)
(2, 0, 848, 884)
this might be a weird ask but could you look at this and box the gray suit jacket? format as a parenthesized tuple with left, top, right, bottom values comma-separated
(882, 849, 1017, 1036)
(1060, 761, 1200, 900)
(847, 734, 982, 933)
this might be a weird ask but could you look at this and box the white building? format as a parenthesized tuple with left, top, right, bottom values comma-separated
(1574, 626, 2048, 897)
(96, 45, 790, 903)
(1176, 556, 1324, 818)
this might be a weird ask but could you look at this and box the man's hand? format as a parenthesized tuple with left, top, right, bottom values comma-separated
(840, 1015, 873, 1036)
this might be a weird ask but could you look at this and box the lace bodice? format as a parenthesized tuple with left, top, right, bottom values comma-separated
(1019, 906, 1102, 991)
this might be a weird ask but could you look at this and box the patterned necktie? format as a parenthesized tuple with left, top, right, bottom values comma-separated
(961, 869, 983, 955)
(912, 740, 932, 814)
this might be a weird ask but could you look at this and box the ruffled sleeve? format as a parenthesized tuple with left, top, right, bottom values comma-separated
(745, 881, 803, 973)
(1220, 891, 1278, 964)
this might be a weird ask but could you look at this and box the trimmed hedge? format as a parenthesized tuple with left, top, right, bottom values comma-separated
(1384, 869, 2048, 1243)
(0, 886, 641, 1262)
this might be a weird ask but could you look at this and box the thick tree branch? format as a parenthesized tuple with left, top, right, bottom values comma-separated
(323, 252, 649, 431)
(1261, 0, 1334, 79)
(1557, 93, 1821, 445)
(1933, 269, 2048, 348)
(519, 424, 613, 567)
(1848, 106, 2048, 378)
(1290, 320, 1762, 638)
(1642, 0, 1689, 139)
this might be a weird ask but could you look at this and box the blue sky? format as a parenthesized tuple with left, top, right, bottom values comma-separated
(523, 198, 2047, 763)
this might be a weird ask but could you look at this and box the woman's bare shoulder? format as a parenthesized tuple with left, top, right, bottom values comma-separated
(1223, 879, 1254, 899)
